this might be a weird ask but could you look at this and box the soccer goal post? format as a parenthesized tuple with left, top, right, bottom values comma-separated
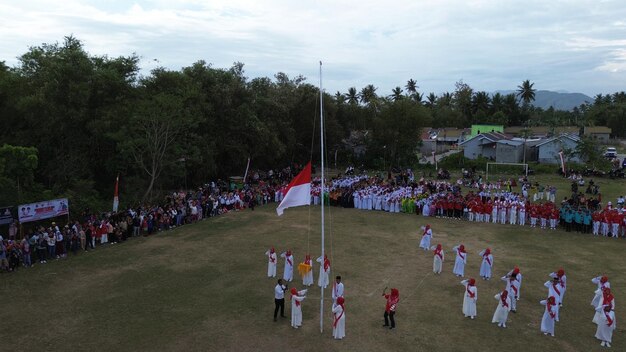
(486, 162, 528, 180)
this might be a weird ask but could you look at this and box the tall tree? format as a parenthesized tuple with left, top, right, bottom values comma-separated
(517, 79, 536, 104)
(405, 79, 418, 94)
(390, 86, 404, 101)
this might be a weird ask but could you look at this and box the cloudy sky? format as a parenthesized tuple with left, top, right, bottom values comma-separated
(1, 0, 625, 96)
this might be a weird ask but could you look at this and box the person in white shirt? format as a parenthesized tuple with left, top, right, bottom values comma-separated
(332, 297, 346, 340)
(492, 289, 511, 328)
(265, 247, 277, 278)
(290, 287, 307, 328)
(332, 276, 344, 304)
(549, 269, 567, 307)
(273, 279, 287, 321)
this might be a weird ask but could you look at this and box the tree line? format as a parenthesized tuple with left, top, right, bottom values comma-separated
(0, 36, 623, 211)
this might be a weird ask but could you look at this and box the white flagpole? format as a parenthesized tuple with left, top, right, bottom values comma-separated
(319, 61, 325, 333)
(243, 157, 251, 183)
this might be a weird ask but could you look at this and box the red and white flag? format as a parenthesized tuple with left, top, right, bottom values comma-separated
(276, 162, 312, 216)
(112, 175, 120, 212)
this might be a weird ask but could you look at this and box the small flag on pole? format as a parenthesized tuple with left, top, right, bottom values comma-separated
(276, 162, 312, 216)
(112, 175, 120, 212)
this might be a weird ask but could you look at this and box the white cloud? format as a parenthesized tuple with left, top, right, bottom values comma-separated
(1, 0, 625, 95)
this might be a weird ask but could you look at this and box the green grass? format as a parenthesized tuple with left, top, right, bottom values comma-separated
(1, 178, 626, 351)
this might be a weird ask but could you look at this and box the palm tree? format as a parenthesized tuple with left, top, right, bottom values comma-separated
(334, 91, 346, 104)
(424, 92, 437, 108)
(346, 87, 359, 105)
(359, 84, 378, 106)
(390, 86, 404, 101)
(491, 92, 504, 114)
(413, 92, 424, 104)
(438, 92, 453, 108)
(405, 79, 418, 94)
(516, 79, 536, 104)
(472, 91, 491, 114)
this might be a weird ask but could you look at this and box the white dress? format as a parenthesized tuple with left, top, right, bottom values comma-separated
(590, 277, 610, 308)
(595, 309, 616, 343)
(593, 297, 615, 324)
(419, 228, 432, 250)
(265, 250, 277, 278)
(540, 300, 556, 336)
(478, 250, 493, 279)
(491, 293, 511, 325)
(452, 246, 467, 277)
(316, 256, 330, 288)
(544, 281, 562, 321)
(281, 253, 294, 282)
(431, 246, 444, 274)
(549, 272, 566, 303)
(461, 280, 477, 318)
(332, 303, 346, 339)
(291, 290, 307, 328)
(302, 258, 314, 286)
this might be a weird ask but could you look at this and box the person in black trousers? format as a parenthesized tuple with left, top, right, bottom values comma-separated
(274, 279, 288, 321)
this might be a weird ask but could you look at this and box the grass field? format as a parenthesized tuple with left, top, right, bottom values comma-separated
(0, 201, 626, 351)
(1, 175, 625, 352)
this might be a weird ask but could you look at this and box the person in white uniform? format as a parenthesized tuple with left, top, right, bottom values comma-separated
(431, 244, 444, 274)
(478, 248, 493, 280)
(281, 250, 294, 282)
(419, 224, 433, 251)
(290, 287, 307, 328)
(591, 275, 610, 308)
(595, 304, 616, 348)
(492, 289, 511, 328)
(332, 276, 344, 304)
(332, 297, 346, 340)
(302, 254, 314, 286)
(316, 254, 330, 288)
(265, 247, 277, 278)
(461, 278, 478, 319)
(452, 244, 467, 277)
(540, 296, 557, 337)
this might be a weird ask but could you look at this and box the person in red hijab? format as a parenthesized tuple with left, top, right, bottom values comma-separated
(461, 278, 478, 319)
(492, 289, 511, 328)
(265, 247, 277, 278)
(332, 296, 346, 339)
(382, 288, 400, 329)
(290, 287, 307, 328)
(432, 244, 444, 274)
(452, 244, 467, 277)
(540, 296, 557, 337)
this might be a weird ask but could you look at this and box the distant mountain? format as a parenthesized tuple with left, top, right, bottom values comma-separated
(493, 90, 592, 111)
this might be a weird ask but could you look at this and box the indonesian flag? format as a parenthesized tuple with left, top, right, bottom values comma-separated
(276, 162, 311, 216)
(112, 175, 120, 212)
